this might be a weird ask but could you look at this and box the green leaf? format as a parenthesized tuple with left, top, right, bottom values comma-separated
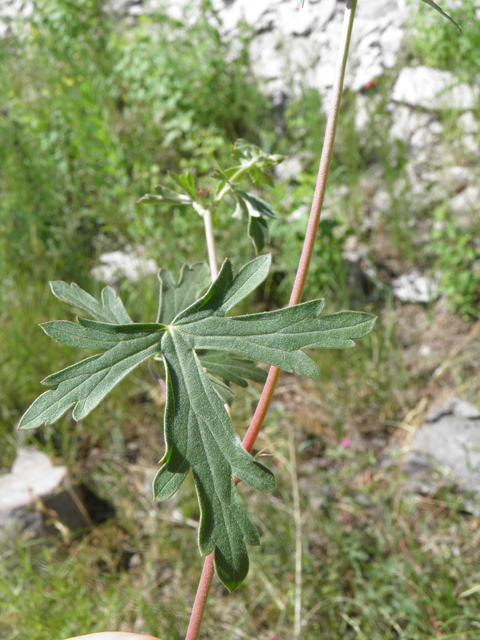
(420, 0, 461, 32)
(235, 190, 281, 220)
(173, 253, 271, 324)
(50, 281, 133, 324)
(158, 262, 211, 325)
(248, 214, 270, 253)
(230, 190, 280, 252)
(169, 171, 197, 201)
(18, 320, 165, 429)
(197, 350, 267, 388)
(153, 457, 190, 502)
(154, 255, 375, 588)
(22, 255, 375, 590)
(137, 186, 193, 207)
(139, 173, 209, 216)
(160, 329, 274, 590)
(232, 139, 285, 186)
(172, 256, 376, 379)
(206, 373, 235, 406)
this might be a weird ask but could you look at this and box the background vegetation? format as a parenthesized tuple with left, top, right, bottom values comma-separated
(1, 0, 480, 638)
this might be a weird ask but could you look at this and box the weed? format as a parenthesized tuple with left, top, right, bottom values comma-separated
(428, 206, 480, 319)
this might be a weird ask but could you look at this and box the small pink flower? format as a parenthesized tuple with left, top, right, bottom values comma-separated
(340, 438, 351, 448)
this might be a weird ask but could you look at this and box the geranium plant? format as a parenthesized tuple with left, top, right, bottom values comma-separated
(18, 0, 460, 638)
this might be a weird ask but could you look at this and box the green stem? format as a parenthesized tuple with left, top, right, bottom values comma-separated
(203, 208, 218, 279)
(215, 161, 256, 202)
(184, 2, 357, 638)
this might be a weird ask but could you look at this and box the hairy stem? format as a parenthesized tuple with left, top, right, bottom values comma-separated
(243, 0, 357, 449)
(289, 426, 303, 639)
(185, 207, 219, 639)
(184, 2, 357, 638)
(185, 552, 215, 640)
(203, 208, 218, 279)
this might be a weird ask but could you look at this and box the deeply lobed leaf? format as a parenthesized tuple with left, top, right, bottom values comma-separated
(19, 321, 165, 429)
(50, 281, 133, 324)
(21, 256, 376, 590)
(159, 329, 275, 590)
(157, 262, 211, 324)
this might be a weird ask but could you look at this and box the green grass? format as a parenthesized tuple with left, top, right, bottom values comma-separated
(408, 0, 480, 82)
(3, 417, 480, 639)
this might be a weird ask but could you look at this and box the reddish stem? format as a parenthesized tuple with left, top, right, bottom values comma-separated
(184, 2, 358, 638)
(242, 0, 357, 450)
(185, 552, 215, 640)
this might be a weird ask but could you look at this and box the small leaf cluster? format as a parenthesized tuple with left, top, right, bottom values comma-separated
(139, 140, 284, 252)
(19, 254, 375, 590)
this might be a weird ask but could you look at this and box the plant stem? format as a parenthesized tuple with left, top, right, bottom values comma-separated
(243, 0, 357, 450)
(184, 2, 357, 638)
(203, 208, 218, 279)
(185, 551, 215, 640)
(185, 201, 219, 640)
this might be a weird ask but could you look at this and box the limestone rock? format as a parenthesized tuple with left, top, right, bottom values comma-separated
(404, 398, 480, 495)
(391, 273, 439, 304)
(449, 184, 480, 215)
(0, 447, 113, 540)
(0, 447, 68, 517)
(392, 66, 479, 111)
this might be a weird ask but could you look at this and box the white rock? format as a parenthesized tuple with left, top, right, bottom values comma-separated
(285, 204, 309, 223)
(277, 2, 318, 37)
(405, 410, 480, 494)
(389, 105, 432, 143)
(410, 124, 441, 152)
(274, 154, 304, 183)
(380, 26, 404, 68)
(450, 397, 480, 420)
(449, 184, 480, 214)
(0, 447, 67, 517)
(249, 31, 283, 81)
(461, 133, 480, 155)
(391, 273, 438, 303)
(91, 250, 158, 285)
(392, 66, 479, 111)
(458, 111, 479, 134)
(441, 166, 475, 193)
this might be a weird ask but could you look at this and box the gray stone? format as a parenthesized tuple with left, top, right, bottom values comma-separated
(405, 411, 480, 494)
(0, 447, 69, 539)
(0, 447, 111, 540)
(458, 111, 479, 135)
(441, 166, 475, 193)
(402, 450, 433, 475)
(0, 447, 68, 517)
(392, 66, 479, 111)
(274, 154, 304, 183)
(391, 273, 439, 304)
(449, 184, 480, 214)
(389, 105, 432, 144)
(450, 397, 480, 420)
(425, 405, 452, 423)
